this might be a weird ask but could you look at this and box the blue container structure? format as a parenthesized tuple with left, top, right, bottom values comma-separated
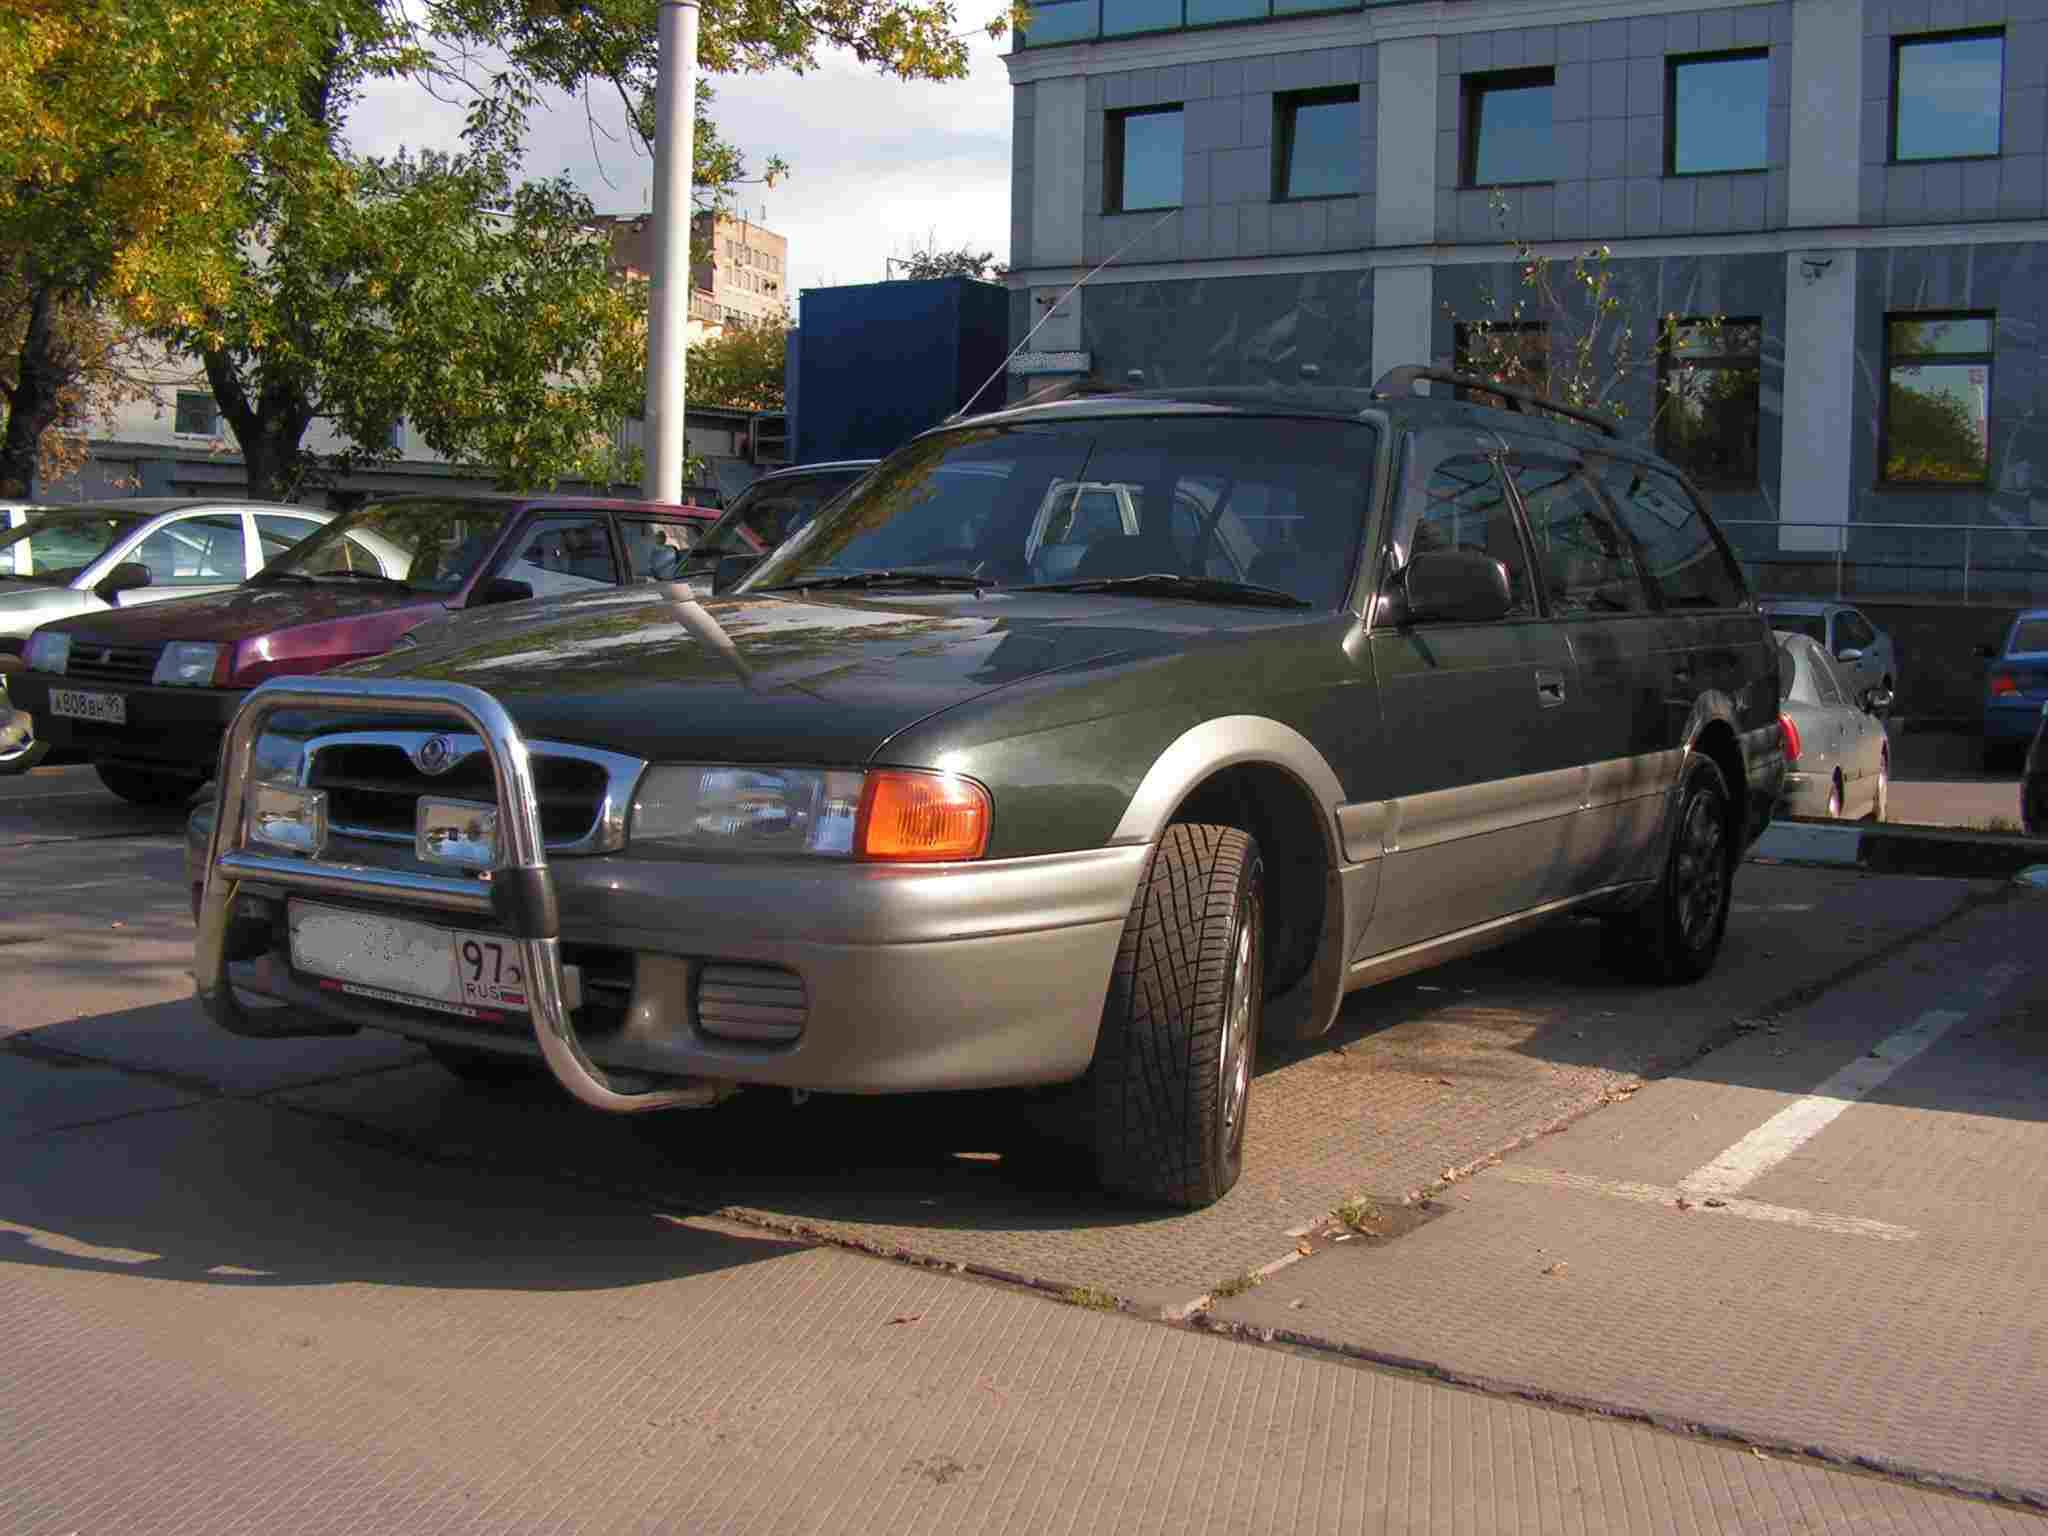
(792, 276, 1010, 465)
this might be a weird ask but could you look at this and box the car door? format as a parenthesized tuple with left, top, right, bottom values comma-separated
(1359, 428, 1585, 957)
(1808, 643, 1877, 807)
(108, 510, 253, 607)
(1832, 608, 1883, 703)
(254, 512, 331, 574)
(618, 514, 712, 583)
(1504, 445, 1667, 897)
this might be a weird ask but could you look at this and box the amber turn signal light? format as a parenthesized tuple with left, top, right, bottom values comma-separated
(858, 770, 991, 861)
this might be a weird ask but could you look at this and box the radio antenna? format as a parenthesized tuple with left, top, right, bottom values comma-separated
(948, 206, 1179, 425)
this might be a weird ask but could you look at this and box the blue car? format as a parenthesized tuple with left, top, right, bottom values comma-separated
(1981, 608, 2048, 769)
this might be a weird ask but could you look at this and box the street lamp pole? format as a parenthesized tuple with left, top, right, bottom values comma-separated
(642, 0, 699, 503)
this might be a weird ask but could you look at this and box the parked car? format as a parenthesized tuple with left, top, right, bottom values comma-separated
(2, 497, 324, 774)
(1772, 630, 1890, 821)
(188, 370, 1784, 1208)
(678, 460, 879, 592)
(2023, 704, 2046, 837)
(12, 494, 717, 805)
(1976, 608, 2048, 771)
(1759, 601, 1899, 716)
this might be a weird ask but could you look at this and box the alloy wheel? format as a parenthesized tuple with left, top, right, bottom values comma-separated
(1672, 789, 1728, 951)
(1218, 897, 1254, 1149)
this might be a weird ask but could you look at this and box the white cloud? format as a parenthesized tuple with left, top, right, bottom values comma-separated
(345, 15, 1016, 314)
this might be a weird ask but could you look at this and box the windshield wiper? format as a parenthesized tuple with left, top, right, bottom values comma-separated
(764, 569, 997, 594)
(1023, 573, 1310, 609)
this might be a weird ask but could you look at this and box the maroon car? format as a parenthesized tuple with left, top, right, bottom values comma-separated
(11, 494, 716, 804)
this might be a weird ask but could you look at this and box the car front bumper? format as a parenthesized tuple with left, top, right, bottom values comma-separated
(9, 669, 244, 776)
(193, 677, 1143, 1104)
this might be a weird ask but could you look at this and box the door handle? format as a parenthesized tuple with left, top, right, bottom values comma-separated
(1535, 669, 1567, 708)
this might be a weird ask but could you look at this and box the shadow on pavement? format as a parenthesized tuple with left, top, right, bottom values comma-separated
(1, 1096, 807, 1293)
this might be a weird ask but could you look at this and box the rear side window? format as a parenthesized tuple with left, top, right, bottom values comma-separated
(2010, 618, 2048, 654)
(1768, 610, 1827, 644)
(1808, 645, 1849, 708)
(1837, 611, 1876, 650)
(1508, 459, 1648, 615)
(1599, 463, 1747, 610)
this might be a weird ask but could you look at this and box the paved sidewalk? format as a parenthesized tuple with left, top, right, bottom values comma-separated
(3, 1088, 2038, 1535)
(1213, 890, 2048, 1506)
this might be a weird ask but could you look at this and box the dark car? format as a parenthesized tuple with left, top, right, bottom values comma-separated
(15, 494, 716, 804)
(677, 459, 879, 593)
(2024, 705, 2047, 837)
(189, 369, 1783, 1208)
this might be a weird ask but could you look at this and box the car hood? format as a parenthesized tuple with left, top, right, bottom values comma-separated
(0, 582, 91, 638)
(342, 583, 1212, 765)
(37, 582, 439, 645)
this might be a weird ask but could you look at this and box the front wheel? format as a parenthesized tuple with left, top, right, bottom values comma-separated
(1092, 823, 1264, 1209)
(95, 761, 206, 807)
(1604, 757, 1736, 985)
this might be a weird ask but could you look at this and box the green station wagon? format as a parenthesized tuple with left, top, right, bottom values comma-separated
(191, 369, 1785, 1207)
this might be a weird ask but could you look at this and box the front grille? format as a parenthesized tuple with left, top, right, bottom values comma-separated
(65, 642, 161, 686)
(695, 963, 806, 1044)
(309, 742, 609, 844)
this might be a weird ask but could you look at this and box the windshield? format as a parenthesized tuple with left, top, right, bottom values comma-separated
(0, 507, 153, 583)
(698, 468, 872, 558)
(741, 417, 1378, 608)
(1765, 610, 1828, 644)
(262, 497, 521, 593)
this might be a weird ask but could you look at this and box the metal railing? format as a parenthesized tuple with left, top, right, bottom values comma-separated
(1716, 518, 2048, 605)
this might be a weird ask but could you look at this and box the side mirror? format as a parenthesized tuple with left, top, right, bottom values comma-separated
(477, 577, 534, 606)
(1865, 686, 1894, 714)
(1398, 550, 1513, 625)
(711, 552, 764, 595)
(93, 562, 152, 604)
(1835, 647, 1864, 663)
(1974, 642, 1997, 660)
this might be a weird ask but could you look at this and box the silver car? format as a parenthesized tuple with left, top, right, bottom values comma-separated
(1, 497, 326, 771)
(1774, 630, 1891, 821)
(1761, 601, 1900, 716)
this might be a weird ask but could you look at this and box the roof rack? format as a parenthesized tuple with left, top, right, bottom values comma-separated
(1370, 365, 1620, 439)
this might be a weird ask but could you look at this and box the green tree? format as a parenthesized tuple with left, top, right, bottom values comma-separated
(1445, 190, 1718, 427)
(895, 241, 1008, 281)
(689, 315, 788, 411)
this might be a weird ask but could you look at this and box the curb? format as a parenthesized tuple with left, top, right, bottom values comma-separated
(1754, 820, 2048, 878)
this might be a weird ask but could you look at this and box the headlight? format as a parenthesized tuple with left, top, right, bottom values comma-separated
(24, 630, 69, 675)
(153, 641, 224, 687)
(629, 766, 992, 861)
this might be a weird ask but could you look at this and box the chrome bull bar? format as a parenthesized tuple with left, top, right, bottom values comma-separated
(195, 675, 707, 1112)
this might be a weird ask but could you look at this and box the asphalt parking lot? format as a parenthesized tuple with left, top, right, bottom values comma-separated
(6, 762, 2047, 1531)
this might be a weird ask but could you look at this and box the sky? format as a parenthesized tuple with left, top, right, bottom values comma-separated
(346, 9, 1017, 320)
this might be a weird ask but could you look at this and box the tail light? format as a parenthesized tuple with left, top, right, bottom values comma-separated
(1778, 712, 1802, 766)
(1990, 672, 2019, 697)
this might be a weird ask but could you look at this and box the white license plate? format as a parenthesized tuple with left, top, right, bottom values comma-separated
(49, 688, 126, 724)
(288, 901, 528, 1017)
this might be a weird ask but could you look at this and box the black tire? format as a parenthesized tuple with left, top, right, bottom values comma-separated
(1091, 822, 1264, 1209)
(1604, 757, 1736, 985)
(427, 1043, 542, 1085)
(95, 761, 205, 807)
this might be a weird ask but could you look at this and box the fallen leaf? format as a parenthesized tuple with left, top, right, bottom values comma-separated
(1703, 1198, 1726, 1208)
(887, 1312, 924, 1326)
(1674, 1196, 1693, 1213)
(1296, 1240, 1313, 1256)
(1458, 1191, 1473, 1202)
(1333, 1233, 1354, 1243)
(1435, 1076, 1455, 1086)
(1289, 1299, 1308, 1310)
(1542, 1261, 1569, 1278)
(1750, 1448, 1769, 1461)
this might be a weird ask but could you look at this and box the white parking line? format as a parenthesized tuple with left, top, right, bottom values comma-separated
(1498, 1166, 1918, 1242)
(1681, 960, 2025, 1200)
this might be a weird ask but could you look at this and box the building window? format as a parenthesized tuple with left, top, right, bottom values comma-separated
(1106, 105, 1184, 212)
(1657, 319, 1763, 486)
(1667, 52, 1770, 175)
(1883, 313, 1993, 484)
(173, 390, 218, 437)
(1453, 320, 1549, 405)
(1275, 87, 1360, 200)
(1892, 31, 2003, 162)
(1463, 69, 1555, 187)
(1102, 0, 1181, 36)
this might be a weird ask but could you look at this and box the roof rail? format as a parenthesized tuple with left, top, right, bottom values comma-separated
(1370, 365, 1620, 439)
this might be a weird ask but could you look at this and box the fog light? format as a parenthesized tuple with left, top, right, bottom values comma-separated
(417, 797, 498, 870)
(246, 783, 328, 857)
